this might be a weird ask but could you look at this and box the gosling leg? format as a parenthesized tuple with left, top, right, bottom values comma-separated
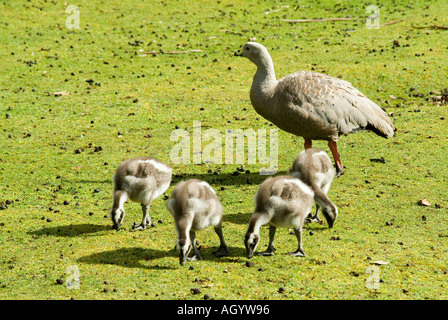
(256, 225, 276, 256)
(213, 223, 229, 257)
(132, 203, 152, 231)
(289, 228, 306, 257)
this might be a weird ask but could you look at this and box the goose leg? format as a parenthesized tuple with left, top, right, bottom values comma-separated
(132, 204, 152, 231)
(307, 203, 322, 223)
(256, 225, 276, 256)
(289, 228, 306, 257)
(213, 224, 229, 257)
(328, 141, 344, 177)
(188, 231, 202, 261)
(304, 139, 312, 149)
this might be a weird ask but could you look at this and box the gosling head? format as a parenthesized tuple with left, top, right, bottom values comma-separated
(177, 238, 192, 266)
(322, 206, 338, 229)
(110, 207, 125, 231)
(244, 232, 260, 259)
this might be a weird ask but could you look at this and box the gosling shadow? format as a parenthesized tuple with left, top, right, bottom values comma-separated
(223, 212, 333, 230)
(303, 220, 333, 231)
(78, 247, 176, 270)
(170, 170, 288, 187)
(223, 212, 252, 225)
(77, 246, 244, 269)
(213, 246, 247, 263)
(28, 223, 110, 237)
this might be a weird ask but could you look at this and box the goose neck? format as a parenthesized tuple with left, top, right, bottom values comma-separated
(251, 67, 277, 105)
(255, 52, 276, 81)
(251, 49, 276, 94)
(113, 190, 128, 210)
(254, 68, 276, 87)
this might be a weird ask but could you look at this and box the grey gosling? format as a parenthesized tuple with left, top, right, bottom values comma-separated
(289, 148, 338, 225)
(166, 179, 229, 266)
(245, 175, 328, 258)
(110, 157, 172, 231)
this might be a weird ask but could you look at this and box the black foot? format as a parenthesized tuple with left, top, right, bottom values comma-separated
(213, 246, 229, 257)
(131, 222, 147, 231)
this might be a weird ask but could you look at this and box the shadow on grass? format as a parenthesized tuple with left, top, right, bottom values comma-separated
(303, 219, 333, 231)
(78, 246, 247, 270)
(223, 212, 252, 225)
(223, 210, 333, 230)
(28, 223, 110, 237)
(215, 246, 247, 263)
(74, 179, 112, 184)
(67, 171, 285, 188)
(169, 171, 288, 186)
(78, 247, 177, 270)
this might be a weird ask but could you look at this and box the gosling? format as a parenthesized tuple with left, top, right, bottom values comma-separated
(289, 148, 338, 226)
(110, 157, 172, 231)
(166, 179, 229, 266)
(244, 175, 320, 258)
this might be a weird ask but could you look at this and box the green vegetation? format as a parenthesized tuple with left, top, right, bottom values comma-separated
(0, 0, 447, 300)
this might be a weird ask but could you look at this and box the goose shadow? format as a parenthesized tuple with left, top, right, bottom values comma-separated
(78, 247, 177, 270)
(78, 246, 247, 269)
(74, 179, 112, 184)
(66, 171, 287, 188)
(28, 223, 110, 237)
(223, 212, 252, 225)
(303, 219, 333, 232)
(169, 170, 288, 186)
(223, 212, 333, 232)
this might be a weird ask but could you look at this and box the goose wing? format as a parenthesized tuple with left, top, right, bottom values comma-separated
(275, 71, 395, 139)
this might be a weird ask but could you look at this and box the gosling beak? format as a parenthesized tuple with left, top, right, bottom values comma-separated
(234, 50, 242, 57)
(179, 252, 186, 266)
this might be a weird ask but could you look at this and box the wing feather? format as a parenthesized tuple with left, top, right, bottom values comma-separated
(274, 71, 395, 139)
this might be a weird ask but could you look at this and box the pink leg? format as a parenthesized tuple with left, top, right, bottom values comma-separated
(328, 141, 344, 177)
(304, 139, 312, 149)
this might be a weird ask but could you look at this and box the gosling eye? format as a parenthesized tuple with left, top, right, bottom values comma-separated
(245, 46, 250, 51)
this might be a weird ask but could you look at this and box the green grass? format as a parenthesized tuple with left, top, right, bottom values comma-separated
(1, 0, 448, 300)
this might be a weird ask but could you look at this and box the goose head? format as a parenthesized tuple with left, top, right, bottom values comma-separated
(110, 207, 125, 231)
(177, 239, 192, 266)
(234, 42, 270, 65)
(244, 232, 260, 258)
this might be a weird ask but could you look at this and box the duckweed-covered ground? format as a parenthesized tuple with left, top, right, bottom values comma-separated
(1, 0, 448, 300)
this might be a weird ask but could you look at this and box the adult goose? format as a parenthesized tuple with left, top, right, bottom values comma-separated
(235, 42, 396, 176)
